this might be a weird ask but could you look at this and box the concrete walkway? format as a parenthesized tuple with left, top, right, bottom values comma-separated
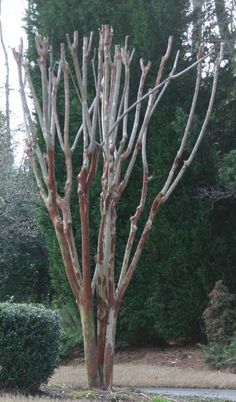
(138, 387, 236, 401)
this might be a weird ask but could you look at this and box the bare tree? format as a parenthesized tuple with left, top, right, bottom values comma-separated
(0, 0, 10, 137)
(192, 0, 204, 52)
(13, 26, 223, 388)
(191, 0, 235, 56)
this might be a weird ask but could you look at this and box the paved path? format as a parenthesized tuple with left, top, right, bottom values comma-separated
(137, 387, 236, 401)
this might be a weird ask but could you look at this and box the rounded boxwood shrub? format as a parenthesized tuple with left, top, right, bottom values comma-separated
(0, 303, 62, 391)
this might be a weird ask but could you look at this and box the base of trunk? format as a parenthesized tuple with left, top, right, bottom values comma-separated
(80, 301, 118, 388)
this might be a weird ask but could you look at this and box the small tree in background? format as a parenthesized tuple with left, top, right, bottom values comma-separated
(202, 280, 236, 369)
(13, 26, 223, 388)
(203, 280, 236, 344)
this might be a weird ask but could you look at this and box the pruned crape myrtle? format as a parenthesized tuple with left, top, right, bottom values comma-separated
(13, 26, 223, 388)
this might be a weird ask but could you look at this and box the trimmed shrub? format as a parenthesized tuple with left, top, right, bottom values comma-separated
(0, 303, 62, 391)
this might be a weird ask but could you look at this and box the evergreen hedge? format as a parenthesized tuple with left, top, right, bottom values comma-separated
(0, 303, 62, 391)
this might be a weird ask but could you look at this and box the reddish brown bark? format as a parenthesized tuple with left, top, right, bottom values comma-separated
(79, 293, 99, 388)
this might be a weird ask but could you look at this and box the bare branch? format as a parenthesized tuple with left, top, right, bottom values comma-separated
(71, 99, 95, 152)
(52, 63, 64, 151)
(194, 187, 236, 203)
(67, 31, 92, 149)
(119, 59, 151, 161)
(35, 36, 51, 147)
(163, 44, 224, 201)
(29, 152, 48, 204)
(0, 0, 10, 134)
(161, 50, 203, 195)
(89, 34, 103, 154)
(117, 43, 224, 302)
(24, 61, 44, 134)
(117, 127, 149, 289)
(12, 43, 48, 182)
(109, 47, 215, 136)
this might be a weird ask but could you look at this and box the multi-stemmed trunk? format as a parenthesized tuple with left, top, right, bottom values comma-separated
(80, 294, 118, 388)
(13, 25, 223, 389)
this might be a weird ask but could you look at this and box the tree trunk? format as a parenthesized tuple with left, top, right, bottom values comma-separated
(79, 300, 99, 388)
(191, 0, 204, 53)
(103, 306, 118, 388)
(80, 300, 118, 389)
(97, 301, 108, 386)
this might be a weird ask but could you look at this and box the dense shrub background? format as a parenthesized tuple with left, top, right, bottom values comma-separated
(0, 303, 62, 391)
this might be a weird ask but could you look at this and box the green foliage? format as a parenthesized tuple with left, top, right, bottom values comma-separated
(202, 341, 225, 369)
(0, 111, 50, 304)
(151, 397, 171, 402)
(59, 301, 83, 356)
(0, 303, 62, 391)
(202, 281, 236, 370)
(219, 149, 236, 190)
(219, 336, 236, 369)
(0, 234, 50, 304)
(202, 339, 236, 370)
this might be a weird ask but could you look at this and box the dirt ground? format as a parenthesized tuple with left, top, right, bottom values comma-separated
(53, 346, 236, 389)
(114, 345, 208, 370)
(63, 345, 207, 370)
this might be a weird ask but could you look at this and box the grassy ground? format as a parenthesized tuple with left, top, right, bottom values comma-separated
(0, 393, 232, 401)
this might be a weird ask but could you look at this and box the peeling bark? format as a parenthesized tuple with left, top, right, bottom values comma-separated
(103, 306, 118, 388)
(13, 25, 223, 389)
(79, 298, 99, 388)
